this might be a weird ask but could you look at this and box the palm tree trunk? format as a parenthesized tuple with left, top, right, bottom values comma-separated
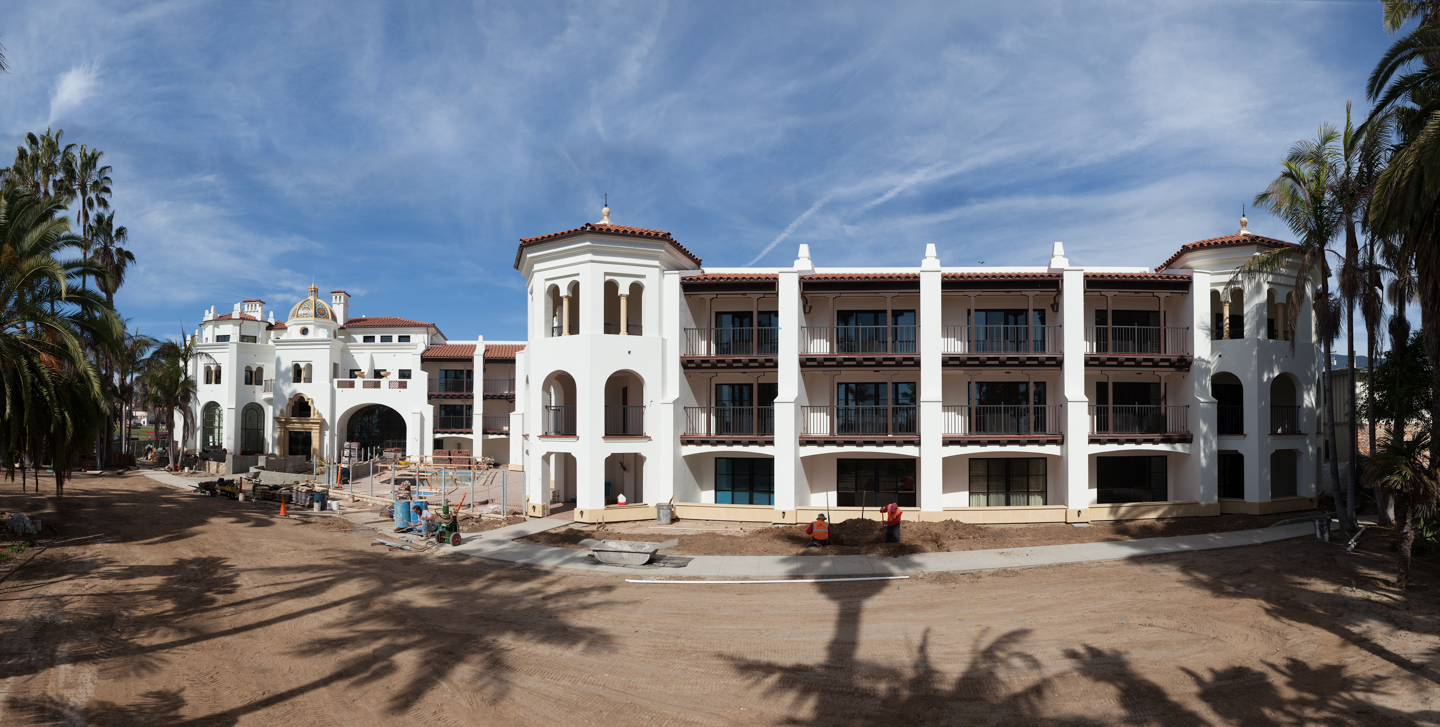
(1347, 297, 1359, 526)
(1396, 493, 1414, 589)
(1322, 277, 1349, 530)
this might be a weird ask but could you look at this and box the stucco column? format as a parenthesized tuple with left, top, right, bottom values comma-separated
(919, 244, 943, 512)
(1189, 271, 1218, 504)
(561, 295, 571, 336)
(1061, 268, 1090, 513)
(619, 293, 629, 335)
(774, 269, 802, 517)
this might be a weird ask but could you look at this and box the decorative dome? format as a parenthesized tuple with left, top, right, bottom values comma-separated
(288, 282, 334, 322)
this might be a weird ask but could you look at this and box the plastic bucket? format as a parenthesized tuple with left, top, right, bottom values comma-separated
(656, 503, 673, 525)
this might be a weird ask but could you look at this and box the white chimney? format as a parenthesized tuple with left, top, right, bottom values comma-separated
(793, 243, 815, 273)
(1048, 242, 1070, 271)
(331, 290, 350, 325)
(921, 243, 941, 271)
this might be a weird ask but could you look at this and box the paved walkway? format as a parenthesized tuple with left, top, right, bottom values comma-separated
(140, 470, 1321, 578)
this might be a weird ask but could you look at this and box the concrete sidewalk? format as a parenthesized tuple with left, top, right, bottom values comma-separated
(140, 470, 1321, 578)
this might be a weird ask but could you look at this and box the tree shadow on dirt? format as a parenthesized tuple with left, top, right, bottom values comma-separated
(0, 476, 627, 724)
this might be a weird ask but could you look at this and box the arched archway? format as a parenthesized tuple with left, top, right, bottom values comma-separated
(1211, 372, 1243, 435)
(346, 405, 407, 456)
(541, 370, 577, 435)
(201, 402, 223, 451)
(604, 370, 645, 436)
(278, 393, 322, 460)
(240, 403, 265, 454)
(1270, 374, 1300, 434)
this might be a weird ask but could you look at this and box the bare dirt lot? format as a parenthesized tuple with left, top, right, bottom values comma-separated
(519, 513, 1301, 556)
(1, 472, 1437, 726)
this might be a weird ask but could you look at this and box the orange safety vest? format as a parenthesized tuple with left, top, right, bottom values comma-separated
(884, 506, 903, 526)
(811, 520, 830, 540)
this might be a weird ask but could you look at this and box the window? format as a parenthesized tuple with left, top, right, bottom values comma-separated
(399, 369, 411, 380)
(349, 369, 362, 379)
(398, 335, 410, 343)
(244, 367, 254, 386)
(293, 364, 303, 383)
(380, 335, 393, 343)
(240, 335, 257, 343)
(440, 369, 473, 392)
(302, 364, 312, 383)
(1097, 456, 1167, 503)
(970, 309, 1045, 352)
(716, 458, 774, 505)
(372, 369, 387, 379)
(215, 335, 231, 343)
(836, 459, 916, 507)
(213, 367, 221, 385)
(713, 383, 777, 434)
(836, 382, 916, 434)
(204, 367, 212, 385)
(969, 458, 1046, 507)
(363, 335, 375, 343)
(1218, 451, 1244, 499)
(835, 309, 916, 353)
(241, 404, 265, 455)
(201, 403, 223, 451)
(438, 404, 472, 430)
(254, 366, 263, 384)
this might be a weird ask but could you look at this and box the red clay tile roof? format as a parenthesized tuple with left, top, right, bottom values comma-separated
(483, 343, 526, 359)
(1084, 272, 1189, 281)
(342, 316, 433, 329)
(268, 321, 287, 330)
(1156, 233, 1296, 271)
(214, 313, 259, 321)
(422, 343, 476, 360)
(681, 273, 780, 284)
(330, 290, 348, 295)
(242, 298, 265, 303)
(941, 272, 1061, 280)
(515, 222, 702, 269)
(804, 273, 919, 282)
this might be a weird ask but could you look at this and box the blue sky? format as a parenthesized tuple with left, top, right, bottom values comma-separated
(0, 1, 1400, 343)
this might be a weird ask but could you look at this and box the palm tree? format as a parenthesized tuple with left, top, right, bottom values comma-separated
(112, 328, 157, 462)
(1245, 125, 1353, 529)
(89, 212, 134, 309)
(0, 187, 121, 494)
(59, 146, 112, 290)
(6, 129, 74, 201)
(1363, 431, 1438, 588)
(144, 328, 212, 469)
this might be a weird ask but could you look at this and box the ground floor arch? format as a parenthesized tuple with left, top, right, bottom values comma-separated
(542, 451, 577, 505)
(345, 404, 407, 457)
(604, 452, 646, 504)
(240, 403, 265, 455)
(201, 402, 223, 451)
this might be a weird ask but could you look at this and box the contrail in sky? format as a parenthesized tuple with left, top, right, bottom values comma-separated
(746, 194, 834, 266)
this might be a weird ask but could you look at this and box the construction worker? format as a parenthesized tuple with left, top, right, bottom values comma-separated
(806, 513, 831, 547)
(413, 504, 438, 538)
(881, 502, 903, 543)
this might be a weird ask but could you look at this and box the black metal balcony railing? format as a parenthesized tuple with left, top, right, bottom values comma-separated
(262, 380, 273, 393)
(800, 326, 919, 355)
(550, 324, 579, 337)
(800, 405, 918, 436)
(1084, 326, 1191, 355)
(940, 325, 1062, 354)
(1218, 405, 1244, 435)
(604, 405, 645, 436)
(482, 378, 515, 394)
(429, 378, 474, 393)
(1271, 406, 1303, 434)
(481, 415, 510, 433)
(603, 323, 644, 335)
(1089, 405, 1190, 435)
(435, 415, 471, 431)
(682, 327, 779, 356)
(683, 406, 775, 436)
(544, 405, 576, 435)
(941, 405, 1063, 436)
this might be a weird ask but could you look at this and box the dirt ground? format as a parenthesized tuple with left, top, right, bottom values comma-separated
(519, 512, 1303, 556)
(0, 472, 1437, 726)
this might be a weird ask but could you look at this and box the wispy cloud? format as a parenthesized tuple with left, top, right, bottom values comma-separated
(747, 194, 836, 266)
(48, 62, 100, 124)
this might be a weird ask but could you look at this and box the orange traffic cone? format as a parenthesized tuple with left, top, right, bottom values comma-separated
(280, 500, 286, 516)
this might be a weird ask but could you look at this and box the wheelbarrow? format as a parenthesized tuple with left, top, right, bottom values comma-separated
(577, 538, 679, 565)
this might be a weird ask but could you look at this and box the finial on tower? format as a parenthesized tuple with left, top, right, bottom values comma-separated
(600, 194, 611, 225)
(309, 276, 318, 296)
(1239, 205, 1250, 235)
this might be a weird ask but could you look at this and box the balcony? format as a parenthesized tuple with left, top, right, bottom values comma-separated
(544, 405, 576, 436)
(800, 405, 919, 446)
(682, 327, 779, 369)
(942, 404, 1063, 445)
(262, 379, 273, 394)
(1084, 326, 1192, 368)
(428, 379, 472, 399)
(604, 405, 645, 437)
(603, 323, 644, 335)
(434, 415, 471, 433)
(682, 406, 774, 445)
(338, 379, 406, 390)
(800, 326, 919, 367)
(481, 415, 510, 434)
(482, 378, 516, 399)
(1271, 406, 1303, 434)
(1088, 405, 1191, 443)
(941, 325, 1061, 367)
(1218, 405, 1243, 435)
(550, 324, 580, 337)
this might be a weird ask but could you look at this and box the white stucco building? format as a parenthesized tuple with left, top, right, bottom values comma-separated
(513, 209, 1323, 524)
(188, 283, 521, 470)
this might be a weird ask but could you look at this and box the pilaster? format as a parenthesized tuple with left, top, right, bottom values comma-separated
(919, 244, 943, 511)
(775, 268, 801, 513)
(1061, 267, 1089, 511)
